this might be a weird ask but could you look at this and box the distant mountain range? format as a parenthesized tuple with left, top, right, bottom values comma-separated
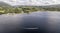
(14, 4, 60, 8)
(0, 1, 60, 8)
(41, 4, 60, 8)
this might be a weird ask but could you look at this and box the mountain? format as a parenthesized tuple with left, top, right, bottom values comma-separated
(14, 4, 60, 8)
(40, 4, 60, 8)
(0, 0, 59, 8)
(0, 1, 11, 7)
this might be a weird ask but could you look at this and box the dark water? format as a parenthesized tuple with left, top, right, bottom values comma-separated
(0, 11, 60, 33)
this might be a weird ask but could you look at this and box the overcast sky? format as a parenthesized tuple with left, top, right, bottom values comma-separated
(0, 0, 60, 6)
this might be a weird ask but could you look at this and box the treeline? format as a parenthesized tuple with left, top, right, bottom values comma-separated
(42, 8, 60, 11)
(0, 6, 42, 14)
(0, 6, 60, 14)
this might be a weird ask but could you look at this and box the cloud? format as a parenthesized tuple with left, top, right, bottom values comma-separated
(0, 0, 60, 6)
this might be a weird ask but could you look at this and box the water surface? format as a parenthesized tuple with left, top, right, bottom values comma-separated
(0, 11, 60, 33)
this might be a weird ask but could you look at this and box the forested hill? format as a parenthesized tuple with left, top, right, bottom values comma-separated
(0, 1, 11, 7)
(0, 1, 60, 14)
(41, 4, 60, 8)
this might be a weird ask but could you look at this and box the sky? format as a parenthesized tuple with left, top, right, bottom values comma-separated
(0, 0, 60, 6)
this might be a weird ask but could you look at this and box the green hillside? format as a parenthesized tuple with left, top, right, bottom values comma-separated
(0, 2, 60, 14)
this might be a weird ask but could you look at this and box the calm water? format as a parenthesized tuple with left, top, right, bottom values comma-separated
(0, 11, 60, 33)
